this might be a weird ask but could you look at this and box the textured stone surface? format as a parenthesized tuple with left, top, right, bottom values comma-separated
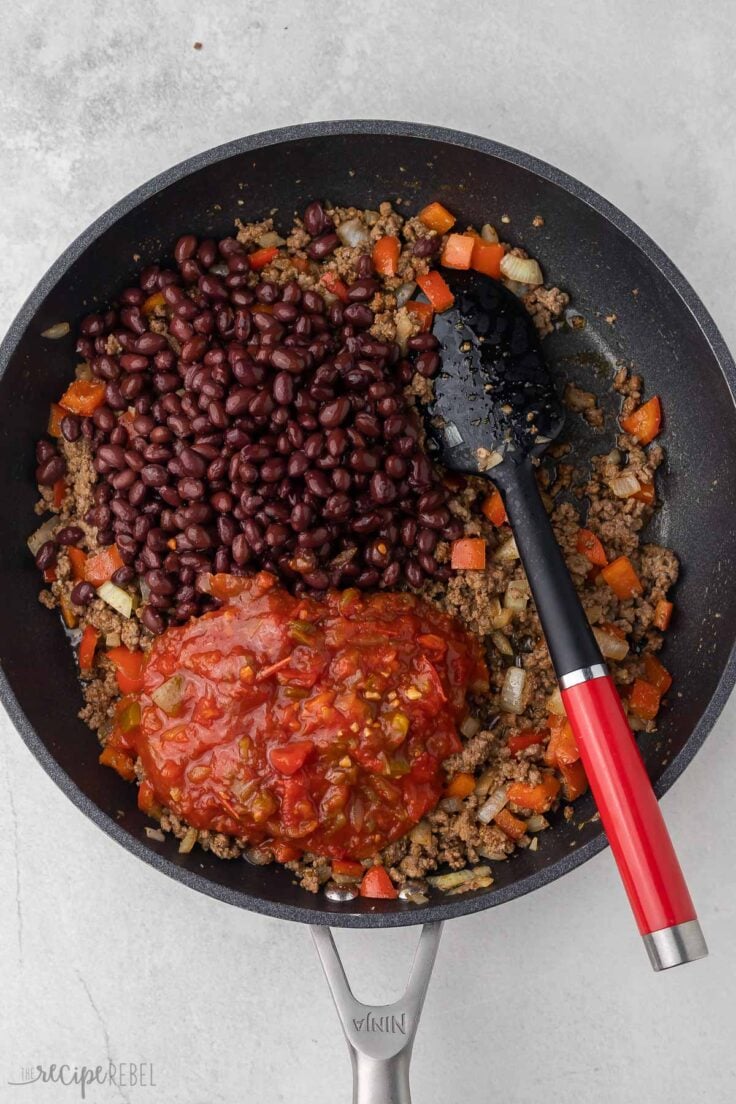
(1, 2, 735, 1101)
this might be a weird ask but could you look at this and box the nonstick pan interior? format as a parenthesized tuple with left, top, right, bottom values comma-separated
(1, 121, 735, 926)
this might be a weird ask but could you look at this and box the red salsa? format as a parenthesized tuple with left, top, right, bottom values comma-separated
(105, 572, 488, 860)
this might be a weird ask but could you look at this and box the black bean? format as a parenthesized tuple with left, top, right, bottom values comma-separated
(60, 414, 81, 442)
(56, 525, 84, 546)
(36, 455, 66, 485)
(303, 201, 329, 237)
(111, 565, 136, 586)
(35, 540, 57, 571)
(347, 278, 379, 302)
(416, 351, 440, 378)
(141, 606, 165, 634)
(141, 464, 168, 487)
(412, 235, 440, 258)
(271, 347, 306, 374)
(307, 233, 339, 260)
(71, 581, 96, 606)
(369, 472, 397, 504)
(343, 304, 373, 329)
(319, 397, 350, 428)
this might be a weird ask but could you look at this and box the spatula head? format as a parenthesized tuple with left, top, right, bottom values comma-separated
(422, 271, 565, 478)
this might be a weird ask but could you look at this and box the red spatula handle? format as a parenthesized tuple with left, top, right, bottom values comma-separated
(561, 672, 706, 968)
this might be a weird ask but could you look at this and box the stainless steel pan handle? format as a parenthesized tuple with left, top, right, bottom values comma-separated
(312, 922, 443, 1103)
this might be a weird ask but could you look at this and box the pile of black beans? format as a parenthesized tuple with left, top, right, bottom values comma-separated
(35, 202, 462, 633)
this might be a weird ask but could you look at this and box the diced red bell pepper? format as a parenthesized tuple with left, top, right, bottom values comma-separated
(99, 744, 136, 782)
(494, 807, 527, 840)
(141, 291, 166, 316)
(360, 866, 398, 899)
(507, 773, 560, 813)
(416, 271, 454, 313)
(321, 270, 350, 302)
(481, 488, 507, 527)
(620, 396, 662, 445)
(52, 479, 66, 509)
(471, 239, 504, 279)
(107, 646, 146, 694)
(405, 301, 434, 332)
(450, 538, 486, 570)
(78, 624, 100, 673)
(633, 482, 656, 505)
(545, 719, 580, 767)
(507, 729, 545, 756)
(137, 779, 159, 814)
(48, 402, 65, 438)
(445, 772, 476, 798)
(644, 654, 673, 695)
(558, 758, 588, 801)
(652, 600, 673, 631)
(248, 246, 278, 270)
(441, 233, 475, 270)
(417, 202, 456, 234)
(66, 547, 86, 581)
(59, 379, 106, 416)
(600, 555, 643, 599)
(372, 235, 401, 277)
(576, 528, 608, 566)
(629, 678, 661, 721)
(84, 545, 124, 586)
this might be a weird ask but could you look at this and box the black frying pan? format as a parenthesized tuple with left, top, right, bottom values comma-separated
(2, 120, 735, 1100)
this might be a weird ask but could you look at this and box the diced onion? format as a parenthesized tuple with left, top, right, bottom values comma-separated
(363, 209, 380, 226)
(493, 536, 519, 563)
(526, 814, 549, 833)
(152, 674, 185, 716)
(500, 253, 543, 286)
(585, 604, 603, 625)
(396, 281, 417, 308)
(478, 846, 508, 861)
(477, 786, 509, 823)
(428, 866, 491, 891)
(96, 581, 133, 618)
(460, 715, 481, 738)
(144, 827, 165, 842)
(593, 626, 630, 661)
(440, 796, 462, 813)
(481, 223, 499, 243)
(491, 607, 515, 630)
(27, 517, 58, 555)
(409, 819, 433, 847)
(256, 231, 285, 248)
(546, 686, 566, 716)
(504, 580, 530, 611)
(178, 826, 198, 854)
(336, 217, 370, 248)
(491, 630, 514, 657)
(500, 666, 527, 713)
(395, 310, 414, 355)
(476, 447, 504, 471)
(41, 322, 70, 339)
(609, 472, 641, 498)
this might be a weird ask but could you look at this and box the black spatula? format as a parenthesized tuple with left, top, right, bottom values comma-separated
(422, 271, 705, 971)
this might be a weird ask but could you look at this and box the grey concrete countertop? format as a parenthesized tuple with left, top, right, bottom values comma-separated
(1, 2, 734, 1101)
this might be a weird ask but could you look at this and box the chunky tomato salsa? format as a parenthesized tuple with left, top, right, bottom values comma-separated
(105, 572, 488, 860)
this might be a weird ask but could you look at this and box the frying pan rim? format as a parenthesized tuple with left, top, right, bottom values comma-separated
(2, 118, 735, 928)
